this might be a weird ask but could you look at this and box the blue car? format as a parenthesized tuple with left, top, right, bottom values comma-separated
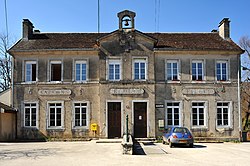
(162, 127, 194, 148)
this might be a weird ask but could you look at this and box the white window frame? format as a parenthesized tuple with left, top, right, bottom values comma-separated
(72, 101, 90, 129)
(47, 101, 64, 129)
(107, 59, 122, 81)
(216, 60, 229, 82)
(216, 101, 232, 128)
(23, 101, 39, 128)
(191, 60, 204, 81)
(191, 101, 208, 129)
(133, 58, 148, 81)
(49, 60, 63, 82)
(165, 59, 180, 82)
(165, 101, 182, 128)
(24, 61, 37, 82)
(74, 60, 88, 82)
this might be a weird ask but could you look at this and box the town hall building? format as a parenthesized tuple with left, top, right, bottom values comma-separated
(9, 10, 244, 141)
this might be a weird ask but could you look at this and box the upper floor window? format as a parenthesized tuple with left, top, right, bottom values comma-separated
(192, 60, 204, 81)
(24, 102, 38, 128)
(216, 60, 228, 81)
(75, 60, 87, 82)
(166, 60, 179, 81)
(25, 61, 36, 82)
(108, 59, 121, 81)
(133, 58, 147, 80)
(50, 61, 62, 82)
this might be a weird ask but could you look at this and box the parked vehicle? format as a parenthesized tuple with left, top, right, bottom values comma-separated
(162, 127, 194, 148)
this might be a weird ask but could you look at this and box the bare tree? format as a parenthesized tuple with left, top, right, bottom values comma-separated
(240, 35, 250, 131)
(239, 36, 250, 57)
(0, 34, 11, 92)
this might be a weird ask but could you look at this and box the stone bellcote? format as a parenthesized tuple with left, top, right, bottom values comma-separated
(117, 10, 136, 31)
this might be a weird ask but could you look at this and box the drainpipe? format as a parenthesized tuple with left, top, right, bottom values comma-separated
(11, 56, 14, 106)
(11, 56, 17, 140)
(238, 55, 242, 141)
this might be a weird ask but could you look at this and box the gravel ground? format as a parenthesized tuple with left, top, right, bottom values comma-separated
(0, 141, 249, 166)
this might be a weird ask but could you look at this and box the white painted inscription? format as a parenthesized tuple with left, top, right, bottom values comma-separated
(110, 88, 144, 95)
(38, 89, 71, 95)
(182, 89, 215, 95)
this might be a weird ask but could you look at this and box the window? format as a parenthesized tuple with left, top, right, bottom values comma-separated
(217, 102, 230, 126)
(24, 103, 38, 127)
(166, 60, 179, 81)
(133, 59, 147, 80)
(192, 102, 206, 127)
(50, 61, 62, 81)
(73, 102, 89, 128)
(165, 102, 181, 127)
(108, 60, 121, 81)
(192, 60, 204, 81)
(75, 61, 87, 82)
(216, 61, 228, 81)
(48, 102, 64, 128)
(25, 61, 36, 82)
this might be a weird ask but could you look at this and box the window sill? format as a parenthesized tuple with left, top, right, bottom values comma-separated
(166, 80, 181, 84)
(21, 81, 37, 84)
(191, 81, 206, 84)
(47, 127, 65, 131)
(216, 81, 231, 84)
(191, 126, 208, 130)
(73, 81, 88, 84)
(23, 126, 39, 129)
(72, 127, 89, 131)
(48, 81, 63, 84)
(216, 126, 232, 131)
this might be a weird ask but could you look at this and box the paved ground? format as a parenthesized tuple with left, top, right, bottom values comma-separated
(0, 140, 249, 166)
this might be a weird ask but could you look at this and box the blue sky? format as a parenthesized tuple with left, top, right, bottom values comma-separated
(1, 0, 250, 43)
(1, 0, 250, 79)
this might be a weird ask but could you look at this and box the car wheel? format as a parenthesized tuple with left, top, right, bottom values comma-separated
(189, 143, 193, 148)
(169, 142, 173, 148)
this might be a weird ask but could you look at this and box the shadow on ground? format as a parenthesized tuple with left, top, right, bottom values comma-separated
(133, 141, 146, 155)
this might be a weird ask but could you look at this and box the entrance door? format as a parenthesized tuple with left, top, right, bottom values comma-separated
(108, 102, 121, 138)
(134, 102, 147, 138)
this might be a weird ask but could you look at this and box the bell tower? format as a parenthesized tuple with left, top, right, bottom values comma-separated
(117, 10, 136, 31)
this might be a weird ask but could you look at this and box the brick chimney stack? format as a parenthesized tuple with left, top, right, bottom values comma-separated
(218, 18, 230, 39)
(23, 19, 34, 40)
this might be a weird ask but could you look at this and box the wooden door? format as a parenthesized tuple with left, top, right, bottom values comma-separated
(134, 102, 147, 138)
(108, 102, 121, 138)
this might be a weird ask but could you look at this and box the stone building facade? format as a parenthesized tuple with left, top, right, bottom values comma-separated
(9, 10, 244, 140)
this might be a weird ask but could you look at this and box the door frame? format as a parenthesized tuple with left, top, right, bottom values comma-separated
(132, 100, 149, 138)
(106, 100, 124, 138)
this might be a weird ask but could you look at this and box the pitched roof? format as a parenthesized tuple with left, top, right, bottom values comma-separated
(9, 31, 243, 53)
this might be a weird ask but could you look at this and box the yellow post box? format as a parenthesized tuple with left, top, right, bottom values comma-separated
(91, 123, 98, 131)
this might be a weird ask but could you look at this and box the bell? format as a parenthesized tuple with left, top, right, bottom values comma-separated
(124, 20, 129, 26)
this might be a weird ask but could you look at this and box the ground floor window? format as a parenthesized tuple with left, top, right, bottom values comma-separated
(73, 102, 88, 128)
(165, 102, 181, 127)
(48, 102, 64, 129)
(24, 102, 38, 127)
(217, 102, 230, 126)
(192, 102, 206, 127)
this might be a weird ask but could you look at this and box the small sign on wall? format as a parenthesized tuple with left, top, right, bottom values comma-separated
(158, 120, 164, 128)
(155, 104, 164, 108)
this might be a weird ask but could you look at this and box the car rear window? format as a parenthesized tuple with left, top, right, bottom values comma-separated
(173, 128, 188, 133)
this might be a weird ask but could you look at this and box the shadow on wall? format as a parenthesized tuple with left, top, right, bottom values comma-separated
(19, 128, 47, 142)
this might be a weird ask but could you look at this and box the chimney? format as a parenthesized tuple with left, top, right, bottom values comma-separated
(218, 18, 230, 39)
(23, 19, 34, 40)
